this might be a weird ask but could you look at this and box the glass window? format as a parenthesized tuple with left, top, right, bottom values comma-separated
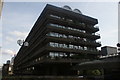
(50, 14, 61, 19)
(69, 44, 73, 49)
(55, 43, 58, 47)
(54, 33, 58, 37)
(63, 34, 67, 38)
(84, 47, 87, 50)
(55, 52, 59, 57)
(59, 44, 63, 48)
(49, 42, 55, 47)
(59, 34, 63, 38)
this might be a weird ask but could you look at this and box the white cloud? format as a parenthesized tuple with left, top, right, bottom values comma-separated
(5, 36, 14, 42)
(0, 33, 2, 37)
(101, 28, 118, 39)
(9, 31, 28, 38)
(100, 28, 118, 47)
(2, 49, 16, 55)
(3, 11, 37, 29)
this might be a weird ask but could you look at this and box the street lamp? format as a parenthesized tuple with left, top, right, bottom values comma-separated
(117, 43, 120, 55)
(17, 39, 29, 47)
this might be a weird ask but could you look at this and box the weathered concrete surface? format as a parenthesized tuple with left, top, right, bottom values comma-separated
(2, 76, 89, 80)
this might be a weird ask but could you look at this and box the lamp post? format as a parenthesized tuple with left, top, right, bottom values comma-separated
(117, 43, 120, 55)
(17, 40, 29, 47)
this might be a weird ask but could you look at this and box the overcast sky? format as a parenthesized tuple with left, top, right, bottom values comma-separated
(0, 2, 118, 66)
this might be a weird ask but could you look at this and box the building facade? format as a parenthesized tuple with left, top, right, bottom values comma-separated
(13, 4, 101, 76)
(101, 46, 117, 56)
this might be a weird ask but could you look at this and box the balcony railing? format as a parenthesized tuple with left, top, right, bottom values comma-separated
(47, 24, 100, 40)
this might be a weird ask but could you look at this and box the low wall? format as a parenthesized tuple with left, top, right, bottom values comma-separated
(2, 76, 88, 80)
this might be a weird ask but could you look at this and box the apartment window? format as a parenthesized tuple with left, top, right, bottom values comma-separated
(54, 52, 59, 57)
(49, 32, 54, 37)
(69, 35, 73, 38)
(73, 46, 79, 49)
(49, 52, 55, 59)
(58, 34, 63, 38)
(69, 44, 73, 49)
(32, 67, 34, 70)
(78, 46, 83, 50)
(54, 43, 59, 47)
(84, 47, 87, 50)
(66, 19, 73, 23)
(59, 44, 64, 48)
(49, 42, 55, 47)
(54, 33, 58, 37)
(63, 34, 67, 38)
(83, 38, 87, 41)
(50, 14, 61, 19)
(63, 44, 68, 48)
(59, 52, 63, 57)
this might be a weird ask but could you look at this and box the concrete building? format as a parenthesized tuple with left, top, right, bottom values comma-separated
(101, 46, 117, 56)
(13, 4, 101, 76)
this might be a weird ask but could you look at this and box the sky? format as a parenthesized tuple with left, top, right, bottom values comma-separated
(0, 1, 118, 66)
(118, 2, 120, 43)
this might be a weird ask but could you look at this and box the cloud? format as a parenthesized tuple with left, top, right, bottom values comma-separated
(9, 31, 28, 38)
(3, 11, 37, 29)
(0, 33, 2, 37)
(5, 36, 14, 42)
(101, 28, 118, 39)
(2, 49, 16, 55)
(100, 28, 118, 47)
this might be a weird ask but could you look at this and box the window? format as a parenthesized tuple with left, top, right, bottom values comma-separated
(69, 35, 73, 38)
(63, 44, 68, 48)
(84, 47, 87, 50)
(73, 46, 78, 49)
(69, 44, 73, 49)
(83, 38, 87, 41)
(63, 34, 67, 38)
(54, 33, 58, 37)
(49, 42, 55, 47)
(54, 43, 58, 47)
(50, 14, 61, 19)
(59, 44, 64, 48)
(54, 52, 59, 57)
(58, 34, 62, 37)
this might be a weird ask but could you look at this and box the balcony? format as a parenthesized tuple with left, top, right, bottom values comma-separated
(18, 55, 91, 69)
(46, 45, 100, 55)
(47, 24, 100, 40)
(48, 16, 85, 30)
(45, 36, 101, 47)
(86, 26, 99, 32)
(48, 15, 99, 33)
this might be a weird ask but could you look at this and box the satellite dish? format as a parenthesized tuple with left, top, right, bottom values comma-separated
(63, 5, 72, 11)
(17, 40, 24, 46)
(73, 9, 82, 14)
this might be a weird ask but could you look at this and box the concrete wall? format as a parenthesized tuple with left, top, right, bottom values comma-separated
(106, 47, 117, 55)
(2, 76, 88, 80)
(101, 46, 117, 56)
